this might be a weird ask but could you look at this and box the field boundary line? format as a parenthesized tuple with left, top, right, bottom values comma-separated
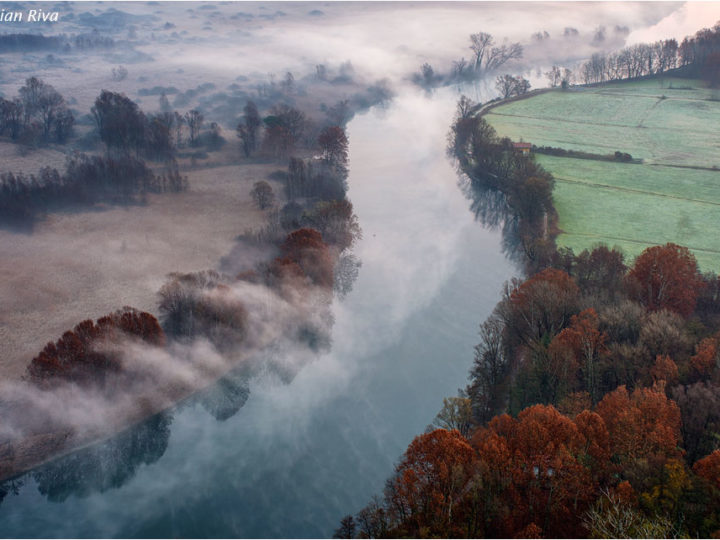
(486, 110, 718, 138)
(560, 232, 720, 256)
(554, 175, 720, 207)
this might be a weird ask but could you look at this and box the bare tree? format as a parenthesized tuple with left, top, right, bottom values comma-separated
(185, 109, 203, 146)
(470, 32, 494, 72)
(495, 74, 531, 98)
(546, 65, 563, 87)
(469, 32, 523, 75)
(173, 111, 184, 147)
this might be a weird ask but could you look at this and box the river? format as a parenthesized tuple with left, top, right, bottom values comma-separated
(0, 86, 517, 538)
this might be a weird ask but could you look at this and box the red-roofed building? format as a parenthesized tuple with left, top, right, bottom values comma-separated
(513, 142, 532, 155)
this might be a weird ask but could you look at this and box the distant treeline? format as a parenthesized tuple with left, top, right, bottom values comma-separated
(0, 32, 114, 53)
(572, 23, 720, 86)
(412, 30, 523, 89)
(0, 154, 187, 226)
(0, 77, 74, 145)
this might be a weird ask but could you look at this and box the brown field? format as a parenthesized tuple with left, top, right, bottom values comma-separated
(0, 159, 285, 382)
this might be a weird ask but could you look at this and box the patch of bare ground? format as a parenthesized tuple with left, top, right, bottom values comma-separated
(0, 159, 285, 383)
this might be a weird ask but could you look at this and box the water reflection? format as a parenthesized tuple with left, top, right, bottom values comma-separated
(457, 176, 526, 269)
(30, 412, 172, 503)
(197, 370, 250, 422)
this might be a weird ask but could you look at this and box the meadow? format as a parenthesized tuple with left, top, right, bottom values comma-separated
(484, 78, 720, 271)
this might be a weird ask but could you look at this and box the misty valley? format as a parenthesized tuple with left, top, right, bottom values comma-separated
(1, 2, 720, 538)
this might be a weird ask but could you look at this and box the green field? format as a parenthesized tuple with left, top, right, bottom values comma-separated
(484, 78, 720, 271)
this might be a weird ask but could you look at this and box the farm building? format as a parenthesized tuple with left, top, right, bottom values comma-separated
(512, 142, 532, 155)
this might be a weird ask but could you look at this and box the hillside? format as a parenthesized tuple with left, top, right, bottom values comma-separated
(484, 78, 720, 270)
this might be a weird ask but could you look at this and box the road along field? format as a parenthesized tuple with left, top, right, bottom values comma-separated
(484, 78, 720, 271)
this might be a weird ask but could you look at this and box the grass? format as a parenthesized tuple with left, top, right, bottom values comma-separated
(484, 77, 720, 271)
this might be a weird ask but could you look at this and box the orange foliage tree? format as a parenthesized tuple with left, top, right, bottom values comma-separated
(694, 450, 720, 490)
(549, 308, 608, 403)
(596, 385, 682, 488)
(27, 307, 165, 388)
(386, 429, 477, 537)
(471, 404, 610, 537)
(690, 336, 718, 380)
(278, 227, 334, 288)
(628, 243, 704, 317)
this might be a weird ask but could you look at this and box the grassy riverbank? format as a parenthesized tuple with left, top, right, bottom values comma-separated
(484, 78, 720, 270)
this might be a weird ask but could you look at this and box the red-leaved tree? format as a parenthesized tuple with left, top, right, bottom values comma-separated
(628, 243, 704, 317)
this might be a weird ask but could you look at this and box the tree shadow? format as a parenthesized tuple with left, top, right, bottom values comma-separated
(27, 411, 173, 503)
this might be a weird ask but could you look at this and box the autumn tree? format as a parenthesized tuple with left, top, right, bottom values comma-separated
(27, 307, 165, 388)
(332, 515, 356, 539)
(650, 354, 679, 386)
(596, 385, 682, 490)
(300, 199, 360, 251)
(278, 228, 334, 288)
(584, 488, 677, 538)
(694, 449, 720, 489)
(250, 180, 275, 210)
(471, 405, 609, 537)
(272, 105, 306, 142)
(386, 429, 477, 537)
(503, 268, 580, 348)
(628, 243, 704, 317)
(690, 335, 718, 380)
(549, 308, 608, 403)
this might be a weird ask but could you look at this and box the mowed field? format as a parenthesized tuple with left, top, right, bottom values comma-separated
(484, 78, 720, 271)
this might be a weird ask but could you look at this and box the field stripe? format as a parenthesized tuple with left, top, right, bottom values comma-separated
(486, 110, 718, 136)
(593, 91, 714, 103)
(560, 232, 720, 256)
(553, 175, 720, 206)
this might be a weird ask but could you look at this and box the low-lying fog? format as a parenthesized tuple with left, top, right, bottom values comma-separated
(2, 1, 719, 537)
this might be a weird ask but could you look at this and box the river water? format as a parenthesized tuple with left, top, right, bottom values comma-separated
(0, 87, 517, 538)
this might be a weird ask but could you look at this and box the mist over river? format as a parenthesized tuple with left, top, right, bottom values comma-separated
(0, 86, 516, 538)
(1, 2, 715, 536)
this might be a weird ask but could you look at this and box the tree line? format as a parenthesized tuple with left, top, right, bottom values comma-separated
(339, 239, 720, 538)
(0, 31, 114, 53)
(449, 97, 555, 273)
(413, 31, 523, 90)
(0, 154, 187, 226)
(568, 22, 720, 87)
(27, 307, 165, 390)
(0, 77, 74, 145)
